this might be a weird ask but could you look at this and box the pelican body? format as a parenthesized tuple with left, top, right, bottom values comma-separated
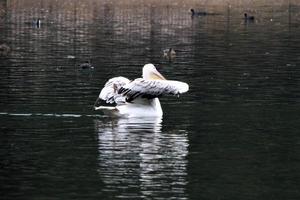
(94, 64, 189, 117)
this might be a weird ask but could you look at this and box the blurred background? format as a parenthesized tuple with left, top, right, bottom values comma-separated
(0, 0, 299, 199)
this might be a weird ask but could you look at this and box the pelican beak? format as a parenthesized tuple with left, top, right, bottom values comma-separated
(93, 97, 100, 110)
(151, 69, 166, 80)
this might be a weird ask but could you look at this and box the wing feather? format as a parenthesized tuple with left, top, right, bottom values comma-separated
(119, 78, 189, 102)
(99, 76, 130, 104)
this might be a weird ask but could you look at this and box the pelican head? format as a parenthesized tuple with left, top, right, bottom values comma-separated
(142, 64, 166, 80)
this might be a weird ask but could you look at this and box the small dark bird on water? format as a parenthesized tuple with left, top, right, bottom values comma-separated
(244, 13, 255, 21)
(33, 18, 41, 28)
(79, 61, 94, 69)
(191, 9, 207, 16)
(25, 18, 41, 28)
(36, 18, 41, 27)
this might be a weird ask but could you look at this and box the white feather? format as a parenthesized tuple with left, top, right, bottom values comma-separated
(119, 79, 189, 101)
(94, 64, 189, 117)
(99, 76, 130, 104)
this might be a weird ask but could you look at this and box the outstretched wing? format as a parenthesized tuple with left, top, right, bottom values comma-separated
(118, 78, 189, 102)
(99, 76, 131, 104)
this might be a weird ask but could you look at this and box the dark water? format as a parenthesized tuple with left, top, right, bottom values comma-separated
(1, 1, 300, 199)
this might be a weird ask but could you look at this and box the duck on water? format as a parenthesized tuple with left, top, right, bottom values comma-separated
(190, 9, 207, 16)
(190, 9, 219, 17)
(244, 13, 255, 21)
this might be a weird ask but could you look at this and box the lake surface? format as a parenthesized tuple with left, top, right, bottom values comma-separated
(0, 0, 299, 199)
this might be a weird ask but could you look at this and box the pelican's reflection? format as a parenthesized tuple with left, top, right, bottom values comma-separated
(95, 117, 189, 198)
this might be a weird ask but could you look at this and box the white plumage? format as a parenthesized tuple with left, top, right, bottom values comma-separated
(94, 64, 189, 117)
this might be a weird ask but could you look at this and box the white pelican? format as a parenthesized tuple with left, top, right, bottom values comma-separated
(94, 64, 189, 117)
